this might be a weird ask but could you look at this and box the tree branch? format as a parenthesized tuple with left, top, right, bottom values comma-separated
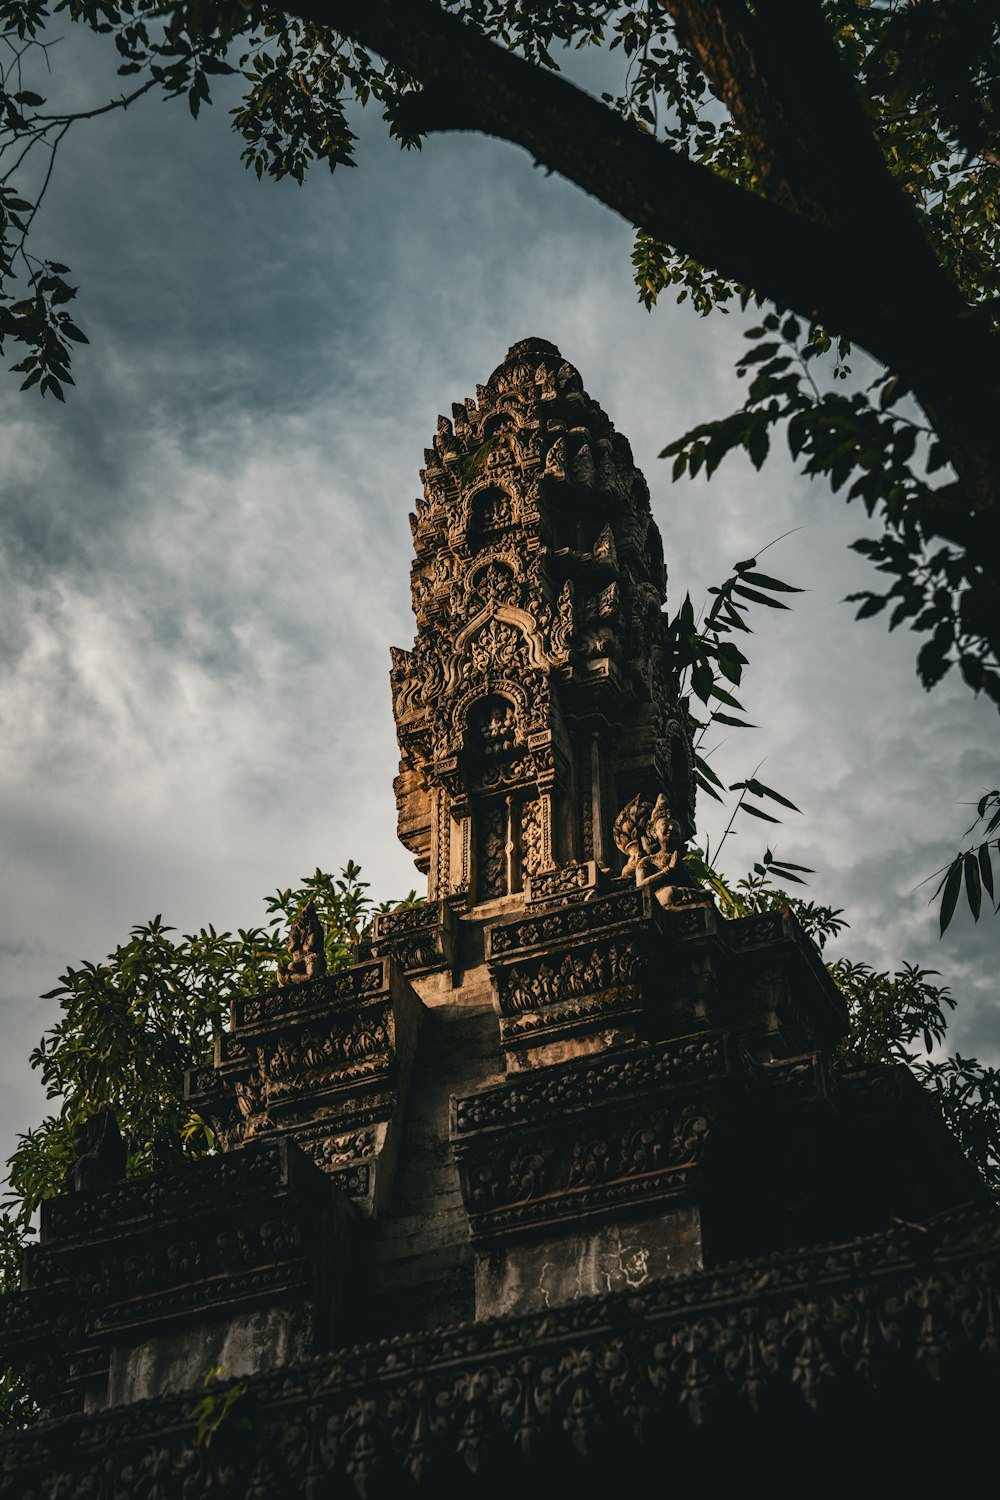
(268, 0, 918, 359)
(256, 0, 1000, 525)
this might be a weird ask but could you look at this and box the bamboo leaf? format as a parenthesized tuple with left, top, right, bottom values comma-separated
(964, 851, 982, 921)
(696, 771, 724, 803)
(732, 584, 790, 609)
(695, 755, 725, 789)
(939, 859, 963, 934)
(738, 572, 803, 594)
(739, 803, 781, 824)
(752, 779, 801, 812)
(709, 684, 744, 709)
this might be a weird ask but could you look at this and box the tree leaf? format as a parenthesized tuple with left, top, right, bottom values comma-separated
(939, 859, 963, 935)
(732, 584, 789, 609)
(739, 803, 781, 823)
(738, 572, 803, 593)
(734, 778, 800, 812)
(964, 850, 982, 921)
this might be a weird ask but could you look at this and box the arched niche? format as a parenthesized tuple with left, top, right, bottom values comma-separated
(465, 693, 518, 764)
(468, 484, 515, 553)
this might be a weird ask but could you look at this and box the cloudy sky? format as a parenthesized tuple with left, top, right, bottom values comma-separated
(0, 25, 996, 1175)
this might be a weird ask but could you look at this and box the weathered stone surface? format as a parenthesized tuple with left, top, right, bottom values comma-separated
(373, 1001, 502, 1336)
(106, 1304, 312, 1406)
(474, 1208, 703, 1318)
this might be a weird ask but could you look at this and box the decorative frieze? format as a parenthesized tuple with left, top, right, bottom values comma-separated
(486, 886, 649, 960)
(450, 1035, 733, 1246)
(370, 898, 457, 975)
(1, 1208, 995, 1495)
(451, 1033, 730, 1137)
(525, 858, 602, 905)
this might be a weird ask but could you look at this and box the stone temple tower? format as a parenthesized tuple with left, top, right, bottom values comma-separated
(1, 340, 994, 1496)
(389, 336, 695, 908)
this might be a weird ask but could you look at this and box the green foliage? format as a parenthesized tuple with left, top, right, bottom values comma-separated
(265, 860, 419, 976)
(832, 958, 1000, 1190)
(918, 1052, 1000, 1179)
(0, 1361, 34, 1432)
(679, 572, 999, 1196)
(929, 790, 1000, 934)
(663, 548, 803, 812)
(641, 0, 998, 704)
(188, 1365, 250, 1447)
(0, 1213, 36, 1427)
(831, 958, 955, 1065)
(8, 915, 260, 1224)
(1, 862, 412, 1230)
(662, 315, 1000, 705)
(0, 182, 88, 401)
(231, 21, 362, 184)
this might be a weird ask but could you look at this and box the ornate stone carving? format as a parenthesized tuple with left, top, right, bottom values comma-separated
(613, 792, 713, 910)
(370, 899, 457, 976)
(390, 337, 697, 906)
(525, 859, 602, 905)
(185, 959, 424, 1216)
(278, 900, 327, 987)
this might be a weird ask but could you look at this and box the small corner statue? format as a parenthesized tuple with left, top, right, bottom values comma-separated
(613, 793, 713, 910)
(67, 1108, 127, 1195)
(277, 900, 327, 988)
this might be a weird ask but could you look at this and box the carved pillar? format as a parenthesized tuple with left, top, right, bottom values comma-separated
(451, 810, 472, 899)
(538, 790, 555, 871)
(503, 795, 516, 896)
(428, 786, 446, 900)
(590, 733, 606, 867)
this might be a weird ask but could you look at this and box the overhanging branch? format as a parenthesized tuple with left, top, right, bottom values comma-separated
(265, 0, 916, 360)
(235, 0, 999, 526)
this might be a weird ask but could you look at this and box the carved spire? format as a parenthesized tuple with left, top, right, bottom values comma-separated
(390, 338, 695, 907)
